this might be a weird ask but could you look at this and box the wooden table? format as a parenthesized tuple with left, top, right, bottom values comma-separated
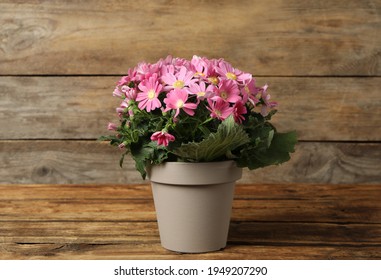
(1, 184, 380, 260)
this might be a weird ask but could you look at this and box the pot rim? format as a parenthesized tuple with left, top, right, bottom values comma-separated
(147, 160, 242, 185)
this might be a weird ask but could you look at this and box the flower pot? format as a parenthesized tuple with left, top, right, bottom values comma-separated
(147, 161, 242, 253)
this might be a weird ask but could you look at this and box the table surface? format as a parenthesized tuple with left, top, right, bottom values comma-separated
(1, 184, 380, 260)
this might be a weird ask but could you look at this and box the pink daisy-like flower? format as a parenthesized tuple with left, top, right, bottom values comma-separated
(187, 81, 216, 100)
(216, 60, 252, 84)
(164, 88, 198, 117)
(232, 101, 247, 124)
(151, 131, 176, 146)
(207, 99, 234, 120)
(212, 79, 241, 103)
(136, 74, 163, 112)
(190, 55, 212, 78)
(135, 62, 160, 81)
(241, 79, 259, 105)
(161, 65, 196, 91)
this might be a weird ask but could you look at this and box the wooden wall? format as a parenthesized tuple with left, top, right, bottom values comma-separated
(1, 0, 380, 184)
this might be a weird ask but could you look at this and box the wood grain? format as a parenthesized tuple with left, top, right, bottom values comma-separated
(1, 183, 379, 201)
(1, 76, 380, 141)
(0, 184, 380, 260)
(0, 0, 380, 75)
(1, 141, 381, 184)
(2, 242, 380, 260)
(2, 221, 380, 245)
(0, 184, 380, 224)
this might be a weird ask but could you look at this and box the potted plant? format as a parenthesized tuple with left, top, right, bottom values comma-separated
(100, 55, 297, 253)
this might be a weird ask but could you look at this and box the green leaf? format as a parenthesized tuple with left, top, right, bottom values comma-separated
(172, 116, 250, 162)
(237, 131, 297, 170)
(130, 142, 169, 179)
(131, 144, 154, 180)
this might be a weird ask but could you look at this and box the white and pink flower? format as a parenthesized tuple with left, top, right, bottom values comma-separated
(136, 74, 163, 112)
(216, 60, 252, 84)
(164, 88, 197, 117)
(187, 81, 215, 100)
(161, 65, 196, 91)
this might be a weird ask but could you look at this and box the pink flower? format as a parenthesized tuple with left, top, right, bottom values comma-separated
(164, 88, 198, 117)
(212, 79, 241, 103)
(207, 99, 234, 120)
(116, 100, 129, 116)
(121, 85, 137, 101)
(190, 55, 212, 78)
(232, 101, 247, 124)
(151, 131, 175, 146)
(113, 86, 124, 98)
(118, 142, 126, 150)
(161, 55, 174, 65)
(117, 67, 138, 85)
(260, 84, 277, 116)
(117, 75, 130, 86)
(216, 60, 252, 84)
(187, 81, 215, 100)
(174, 57, 190, 68)
(136, 74, 163, 112)
(241, 79, 259, 106)
(161, 65, 195, 91)
(114, 85, 137, 100)
(107, 122, 118, 131)
(135, 62, 160, 81)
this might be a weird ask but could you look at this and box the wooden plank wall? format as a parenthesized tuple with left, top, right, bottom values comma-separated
(1, 0, 380, 184)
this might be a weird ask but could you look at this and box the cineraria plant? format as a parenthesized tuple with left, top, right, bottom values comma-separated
(100, 55, 297, 179)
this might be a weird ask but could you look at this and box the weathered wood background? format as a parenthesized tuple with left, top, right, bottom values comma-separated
(1, 0, 380, 184)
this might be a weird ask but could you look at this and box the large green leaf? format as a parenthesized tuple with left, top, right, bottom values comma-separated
(131, 142, 169, 179)
(172, 116, 250, 162)
(237, 131, 297, 170)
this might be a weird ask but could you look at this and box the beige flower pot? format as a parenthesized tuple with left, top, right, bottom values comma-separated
(147, 161, 242, 253)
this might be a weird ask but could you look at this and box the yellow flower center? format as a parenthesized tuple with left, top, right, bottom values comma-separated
(176, 100, 184, 108)
(197, 91, 206, 97)
(220, 91, 228, 100)
(208, 76, 219, 85)
(147, 90, 156, 99)
(194, 72, 205, 77)
(173, 80, 185, 89)
(226, 72, 237, 80)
